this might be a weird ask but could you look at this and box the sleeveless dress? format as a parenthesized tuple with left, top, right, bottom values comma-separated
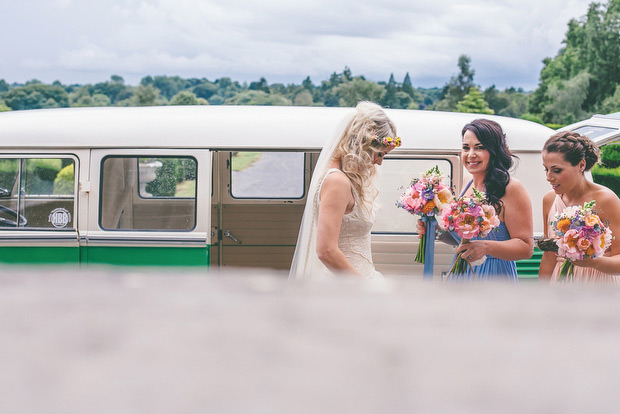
(548, 195, 620, 283)
(448, 180, 518, 281)
(319, 168, 383, 279)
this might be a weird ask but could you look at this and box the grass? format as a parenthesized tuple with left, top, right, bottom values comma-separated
(175, 179, 196, 197)
(231, 152, 261, 171)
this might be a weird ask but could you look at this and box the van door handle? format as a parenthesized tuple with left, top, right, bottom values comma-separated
(223, 230, 242, 244)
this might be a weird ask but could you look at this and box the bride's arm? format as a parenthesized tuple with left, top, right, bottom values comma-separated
(316, 173, 362, 277)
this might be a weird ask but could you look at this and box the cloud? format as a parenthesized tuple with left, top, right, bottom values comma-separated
(2, 0, 593, 89)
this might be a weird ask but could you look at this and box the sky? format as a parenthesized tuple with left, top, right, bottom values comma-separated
(1, 0, 595, 90)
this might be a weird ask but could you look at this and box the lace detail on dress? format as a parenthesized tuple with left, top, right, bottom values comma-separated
(318, 169, 382, 279)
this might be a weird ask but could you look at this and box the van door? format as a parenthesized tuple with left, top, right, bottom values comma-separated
(85, 149, 211, 267)
(212, 150, 309, 270)
(0, 153, 85, 264)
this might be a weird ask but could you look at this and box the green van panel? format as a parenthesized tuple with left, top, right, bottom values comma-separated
(84, 245, 210, 267)
(0, 246, 79, 264)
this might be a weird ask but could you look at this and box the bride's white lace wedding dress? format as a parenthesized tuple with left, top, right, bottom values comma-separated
(322, 169, 382, 279)
(289, 167, 383, 280)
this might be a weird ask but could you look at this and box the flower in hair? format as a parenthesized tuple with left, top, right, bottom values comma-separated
(371, 135, 401, 148)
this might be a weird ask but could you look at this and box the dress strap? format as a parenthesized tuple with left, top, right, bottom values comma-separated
(317, 168, 353, 204)
(459, 179, 474, 197)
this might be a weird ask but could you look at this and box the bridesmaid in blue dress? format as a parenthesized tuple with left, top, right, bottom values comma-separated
(421, 119, 534, 281)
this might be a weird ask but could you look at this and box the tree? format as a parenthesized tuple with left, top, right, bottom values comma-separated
(0, 79, 8, 93)
(599, 84, 620, 114)
(225, 90, 291, 105)
(402, 72, 416, 100)
(192, 83, 218, 100)
(544, 71, 591, 124)
(381, 73, 399, 108)
(4, 84, 69, 110)
(143, 75, 190, 100)
(92, 94, 111, 107)
(435, 55, 476, 111)
(214, 77, 242, 99)
(132, 84, 161, 106)
(455, 87, 494, 114)
(170, 91, 208, 105)
(343, 66, 353, 82)
(394, 91, 413, 109)
(293, 90, 313, 106)
(530, 0, 620, 121)
(249, 77, 270, 93)
(302, 76, 314, 91)
(208, 95, 225, 105)
(333, 78, 385, 107)
(90, 75, 130, 104)
(483, 85, 508, 114)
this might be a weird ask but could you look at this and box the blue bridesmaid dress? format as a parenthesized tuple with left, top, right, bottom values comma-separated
(448, 180, 518, 281)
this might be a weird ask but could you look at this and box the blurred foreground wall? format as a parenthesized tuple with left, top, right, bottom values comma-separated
(1, 267, 619, 413)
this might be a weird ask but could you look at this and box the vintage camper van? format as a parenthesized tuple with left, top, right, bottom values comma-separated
(1, 106, 616, 277)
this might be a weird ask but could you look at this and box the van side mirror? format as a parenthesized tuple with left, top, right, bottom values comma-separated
(0, 187, 10, 197)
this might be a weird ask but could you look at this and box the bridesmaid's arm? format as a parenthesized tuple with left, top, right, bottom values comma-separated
(538, 191, 557, 280)
(316, 173, 362, 277)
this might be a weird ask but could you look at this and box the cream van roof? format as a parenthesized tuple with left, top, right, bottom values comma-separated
(0, 105, 553, 151)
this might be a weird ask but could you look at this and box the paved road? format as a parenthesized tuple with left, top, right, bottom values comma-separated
(232, 152, 305, 198)
(1, 268, 620, 413)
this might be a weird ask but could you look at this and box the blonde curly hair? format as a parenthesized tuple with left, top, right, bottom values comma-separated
(333, 101, 397, 208)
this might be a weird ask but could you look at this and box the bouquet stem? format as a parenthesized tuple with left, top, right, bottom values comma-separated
(558, 259, 574, 281)
(447, 239, 477, 278)
(415, 220, 427, 264)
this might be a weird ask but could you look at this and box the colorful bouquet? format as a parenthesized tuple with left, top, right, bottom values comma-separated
(550, 200, 612, 280)
(440, 188, 500, 276)
(396, 165, 453, 264)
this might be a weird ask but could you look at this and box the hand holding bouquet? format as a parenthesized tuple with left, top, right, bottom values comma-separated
(440, 188, 500, 276)
(550, 200, 612, 280)
(396, 165, 453, 264)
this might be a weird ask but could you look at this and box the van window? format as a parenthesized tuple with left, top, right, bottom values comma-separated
(230, 152, 305, 199)
(573, 125, 617, 140)
(373, 158, 453, 233)
(0, 157, 75, 229)
(100, 156, 197, 231)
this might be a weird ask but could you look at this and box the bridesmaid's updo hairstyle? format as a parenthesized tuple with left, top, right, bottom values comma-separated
(543, 130, 600, 171)
(462, 119, 517, 215)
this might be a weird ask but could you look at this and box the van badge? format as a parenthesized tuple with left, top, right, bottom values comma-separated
(48, 208, 72, 228)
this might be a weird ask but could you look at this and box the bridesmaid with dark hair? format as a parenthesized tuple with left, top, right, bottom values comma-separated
(539, 130, 620, 282)
(419, 119, 534, 280)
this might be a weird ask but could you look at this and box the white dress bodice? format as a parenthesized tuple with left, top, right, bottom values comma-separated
(319, 169, 382, 279)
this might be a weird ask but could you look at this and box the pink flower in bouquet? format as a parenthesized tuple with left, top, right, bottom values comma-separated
(551, 200, 613, 279)
(557, 229, 582, 261)
(441, 189, 498, 240)
(441, 188, 500, 276)
(396, 165, 454, 265)
(482, 205, 500, 230)
(400, 187, 418, 211)
(454, 213, 479, 239)
(577, 237, 591, 251)
(585, 214, 601, 227)
(397, 165, 453, 217)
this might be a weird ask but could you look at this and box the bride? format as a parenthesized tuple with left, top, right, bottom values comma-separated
(289, 101, 400, 280)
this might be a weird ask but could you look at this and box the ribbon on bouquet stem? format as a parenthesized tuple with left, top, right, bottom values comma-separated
(422, 216, 436, 278)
